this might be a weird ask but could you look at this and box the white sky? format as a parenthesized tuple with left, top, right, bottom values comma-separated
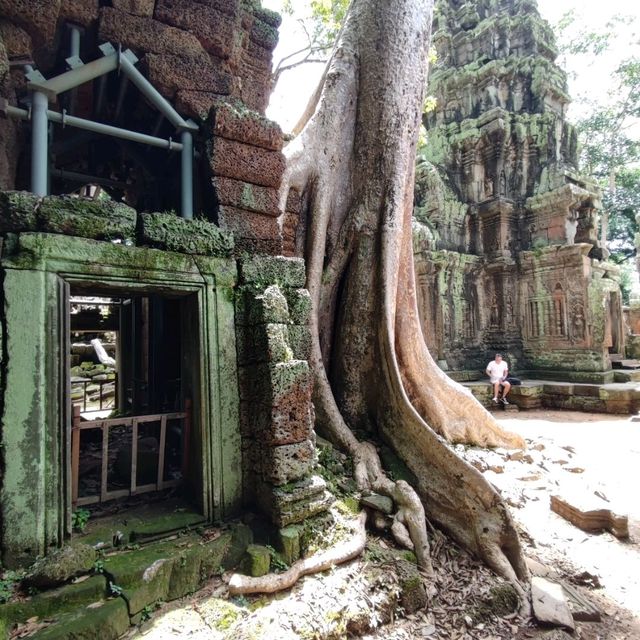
(263, 0, 640, 133)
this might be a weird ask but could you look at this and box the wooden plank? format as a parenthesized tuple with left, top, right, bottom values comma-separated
(103, 489, 130, 501)
(182, 399, 192, 481)
(130, 418, 138, 493)
(101, 423, 109, 503)
(157, 415, 167, 489)
(76, 495, 100, 506)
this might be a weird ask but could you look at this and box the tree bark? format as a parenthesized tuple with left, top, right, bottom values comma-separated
(280, 0, 529, 603)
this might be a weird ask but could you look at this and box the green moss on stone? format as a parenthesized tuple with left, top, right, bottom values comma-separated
(139, 212, 234, 257)
(23, 545, 96, 590)
(242, 545, 270, 577)
(0, 191, 40, 233)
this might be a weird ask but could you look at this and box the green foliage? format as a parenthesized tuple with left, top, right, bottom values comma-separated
(109, 581, 123, 597)
(0, 570, 23, 604)
(265, 545, 289, 572)
(93, 558, 105, 574)
(72, 508, 91, 533)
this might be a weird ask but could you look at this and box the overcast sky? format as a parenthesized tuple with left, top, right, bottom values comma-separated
(262, 0, 640, 132)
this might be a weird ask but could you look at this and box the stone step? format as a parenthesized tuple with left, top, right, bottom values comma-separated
(613, 369, 640, 383)
(550, 494, 629, 539)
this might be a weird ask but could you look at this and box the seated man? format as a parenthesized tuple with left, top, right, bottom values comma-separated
(486, 353, 510, 405)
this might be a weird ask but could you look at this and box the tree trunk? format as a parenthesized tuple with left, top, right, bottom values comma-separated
(280, 0, 529, 602)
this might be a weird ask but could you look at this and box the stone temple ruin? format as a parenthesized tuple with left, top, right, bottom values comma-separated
(414, 0, 629, 397)
(0, 1, 330, 632)
(0, 0, 637, 636)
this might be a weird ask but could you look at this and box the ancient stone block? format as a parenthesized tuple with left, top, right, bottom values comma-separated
(111, 0, 155, 16)
(360, 494, 394, 515)
(59, 0, 99, 27)
(0, 190, 39, 232)
(0, 20, 32, 59)
(264, 323, 293, 363)
(249, 16, 279, 51)
(288, 325, 312, 361)
(37, 195, 137, 240)
(278, 526, 300, 565)
(239, 255, 306, 288)
(253, 6, 282, 29)
(550, 493, 629, 538)
(285, 188, 302, 213)
(210, 137, 285, 188)
(211, 99, 283, 151)
(242, 544, 270, 577)
(250, 285, 290, 324)
(23, 544, 96, 589)
(176, 90, 224, 121)
(98, 8, 206, 58)
(145, 54, 232, 100)
(286, 289, 312, 326)
(214, 177, 280, 216)
(191, 0, 241, 17)
(155, 0, 238, 59)
(218, 205, 282, 250)
(396, 559, 427, 614)
(531, 576, 575, 631)
(138, 212, 234, 256)
(263, 440, 316, 485)
(0, 0, 60, 46)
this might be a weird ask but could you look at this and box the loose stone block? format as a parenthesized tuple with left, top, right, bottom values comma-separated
(278, 526, 301, 565)
(37, 196, 137, 241)
(0, 190, 39, 232)
(242, 544, 270, 577)
(550, 493, 629, 538)
(361, 493, 394, 515)
(138, 212, 234, 257)
(23, 544, 96, 589)
(98, 7, 207, 58)
(155, 0, 238, 59)
(213, 177, 280, 217)
(210, 137, 285, 188)
(146, 53, 232, 99)
(211, 100, 283, 151)
(396, 559, 427, 614)
(531, 576, 575, 631)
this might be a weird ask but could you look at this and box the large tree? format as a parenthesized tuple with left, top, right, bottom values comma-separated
(279, 0, 529, 603)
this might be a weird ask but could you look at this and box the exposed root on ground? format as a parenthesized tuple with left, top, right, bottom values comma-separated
(228, 512, 367, 595)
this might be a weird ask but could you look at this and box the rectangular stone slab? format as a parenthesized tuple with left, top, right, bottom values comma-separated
(531, 576, 575, 631)
(550, 494, 629, 538)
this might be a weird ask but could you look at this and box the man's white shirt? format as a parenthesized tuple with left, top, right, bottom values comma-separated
(486, 360, 508, 383)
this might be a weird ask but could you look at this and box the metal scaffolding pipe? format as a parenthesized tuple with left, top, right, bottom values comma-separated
(180, 129, 194, 219)
(31, 91, 49, 196)
(69, 25, 81, 114)
(28, 53, 118, 99)
(118, 54, 197, 132)
(4, 104, 184, 152)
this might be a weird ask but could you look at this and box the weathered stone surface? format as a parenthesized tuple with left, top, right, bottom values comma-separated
(531, 576, 575, 630)
(361, 493, 394, 515)
(249, 16, 279, 50)
(262, 439, 316, 485)
(155, 0, 237, 59)
(288, 325, 313, 361)
(264, 324, 293, 363)
(59, 0, 99, 26)
(139, 212, 234, 257)
(396, 559, 427, 614)
(250, 285, 289, 324)
(253, 6, 282, 28)
(0, 20, 32, 58)
(0, 0, 60, 46)
(28, 597, 130, 640)
(218, 206, 282, 253)
(550, 493, 629, 538)
(111, 0, 155, 16)
(242, 544, 270, 577)
(278, 526, 301, 565)
(98, 7, 206, 58)
(37, 195, 137, 240)
(213, 177, 280, 216)
(0, 575, 107, 626)
(286, 289, 312, 326)
(210, 137, 285, 188)
(176, 90, 224, 120)
(0, 190, 39, 232)
(145, 54, 232, 100)
(23, 544, 96, 589)
(213, 100, 284, 151)
(239, 255, 306, 288)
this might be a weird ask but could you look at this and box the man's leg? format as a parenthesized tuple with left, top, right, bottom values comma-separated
(501, 381, 511, 403)
(492, 381, 500, 402)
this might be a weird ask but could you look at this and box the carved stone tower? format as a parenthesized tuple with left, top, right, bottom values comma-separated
(414, 0, 624, 382)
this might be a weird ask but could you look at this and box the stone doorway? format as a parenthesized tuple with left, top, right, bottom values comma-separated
(66, 287, 201, 513)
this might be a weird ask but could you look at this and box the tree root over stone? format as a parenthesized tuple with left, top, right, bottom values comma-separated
(228, 512, 368, 595)
(277, 0, 530, 614)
